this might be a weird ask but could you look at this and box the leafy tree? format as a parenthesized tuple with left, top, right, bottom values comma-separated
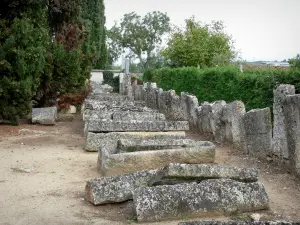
(108, 11, 170, 71)
(80, 0, 107, 69)
(289, 54, 300, 69)
(162, 18, 236, 68)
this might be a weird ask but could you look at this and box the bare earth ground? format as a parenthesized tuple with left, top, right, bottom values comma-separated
(0, 117, 300, 225)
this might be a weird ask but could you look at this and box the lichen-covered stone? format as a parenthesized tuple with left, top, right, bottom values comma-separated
(100, 144, 215, 176)
(87, 120, 189, 132)
(163, 163, 258, 183)
(243, 108, 272, 156)
(117, 139, 195, 152)
(112, 111, 165, 121)
(133, 179, 269, 222)
(283, 94, 300, 176)
(273, 84, 295, 158)
(85, 131, 186, 152)
(32, 107, 57, 125)
(179, 221, 298, 225)
(210, 101, 227, 144)
(85, 169, 163, 205)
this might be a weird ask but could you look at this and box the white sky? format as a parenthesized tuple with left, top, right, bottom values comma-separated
(105, 0, 300, 61)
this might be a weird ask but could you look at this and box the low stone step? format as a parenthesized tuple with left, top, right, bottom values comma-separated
(133, 179, 269, 222)
(87, 120, 189, 132)
(85, 131, 186, 152)
(83, 110, 166, 122)
(99, 142, 215, 176)
(84, 99, 147, 111)
(85, 163, 259, 206)
(117, 139, 199, 152)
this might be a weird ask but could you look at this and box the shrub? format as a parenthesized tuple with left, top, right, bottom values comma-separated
(143, 66, 300, 110)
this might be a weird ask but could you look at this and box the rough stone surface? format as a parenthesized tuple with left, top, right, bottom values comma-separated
(181, 93, 199, 129)
(133, 84, 144, 101)
(163, 163, 258, 183)
(117, 139, 195, 152)
(100, 144, 215, 176)
(273, 84, 295, 158)
(112, 111, 165, 121)
(32, 107, 57, 125)
(145, 83, 158, 109)
(179, 221, 298, 225)
(197, 102, 213, 135)
(243, 108, 272, 156)
(85, 169, 163, 205)
(87, 120, 189, 132)
(84, 131, 186, 152)
(210, 101, 227, 144)
(133, 179, 269, 222)
(283, 94, 300, 176)
(168, 90, 185, 120)
(120, 74, 133, 100)
(230, 101, 246, 150)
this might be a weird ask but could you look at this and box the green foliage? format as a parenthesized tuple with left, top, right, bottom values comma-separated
(144, 67, 300, 110)
(0, 0, 106, 122)
(162, 18, 236, 68)
(108, 11, 170, 70)
(0, 7, 50, 122)
(81, 0, 107, 69)
(289, 54, 300, 69)
(103, 71, 119, 92)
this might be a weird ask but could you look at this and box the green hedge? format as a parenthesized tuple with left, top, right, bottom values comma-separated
(143, 67, 300, 110)
(103, 71, 119, 92)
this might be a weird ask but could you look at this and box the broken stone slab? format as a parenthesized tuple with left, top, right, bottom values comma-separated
(18, 129, 58, 135)
(86, 93, 129, 101)
(117, 139, 197, 152)
(100, 142, 215, 176)
(87, 120, 189, 132)
(32, 107, 57, 125)
(133, 179, 269, 222)
(84, 131, 186, 152)
(161, 163, 259, 183)
(273, 84, 295, 159)
(210, 101, 227, 144)
(85, 163, 258, 206)
(85, 169, 164, 205)
(178, 221, 298, 225)
(243, 108, 272, 157)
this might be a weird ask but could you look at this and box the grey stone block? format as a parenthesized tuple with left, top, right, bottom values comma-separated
(133, 179, 269, 222)
(181, 93, 199, 129)
(100, 142, 215, 176)
(32, 107, 57, 125)
(87, 120, 189, 132)
(197, 102, 213, 135)
(84, 131, 187, 152)
(273, 84, 295, 158)
(85, 169, 163, 205)
(230, 101, 246, 150)
(179, 221, 298, 225)
(117, 138, 196, 152)
(112, 111, 165, 121)
(283, 94, 300, 176)
(243, 108, 272, 156)
(163, 163, 258, 183)
(210, 101, 227, 144)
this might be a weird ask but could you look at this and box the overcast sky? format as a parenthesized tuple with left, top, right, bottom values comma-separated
(105, 0, 300, 61)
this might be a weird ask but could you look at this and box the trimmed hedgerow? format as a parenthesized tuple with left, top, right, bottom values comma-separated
(143, 67, 300, 110)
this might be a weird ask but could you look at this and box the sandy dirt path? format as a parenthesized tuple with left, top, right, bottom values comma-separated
(0, 119, 300, 225)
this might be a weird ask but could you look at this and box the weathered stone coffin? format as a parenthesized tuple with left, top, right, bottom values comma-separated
(133, 179, 269, 222)
(87, 120, 189, 132)
(99, 141, 215, 176)
(84, 131, 187, 152)
(85, 163, 259, 205)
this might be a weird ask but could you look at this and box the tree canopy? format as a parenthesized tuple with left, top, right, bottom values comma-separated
(108, 11, 170, 71)
(162, 18, 236, 68)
